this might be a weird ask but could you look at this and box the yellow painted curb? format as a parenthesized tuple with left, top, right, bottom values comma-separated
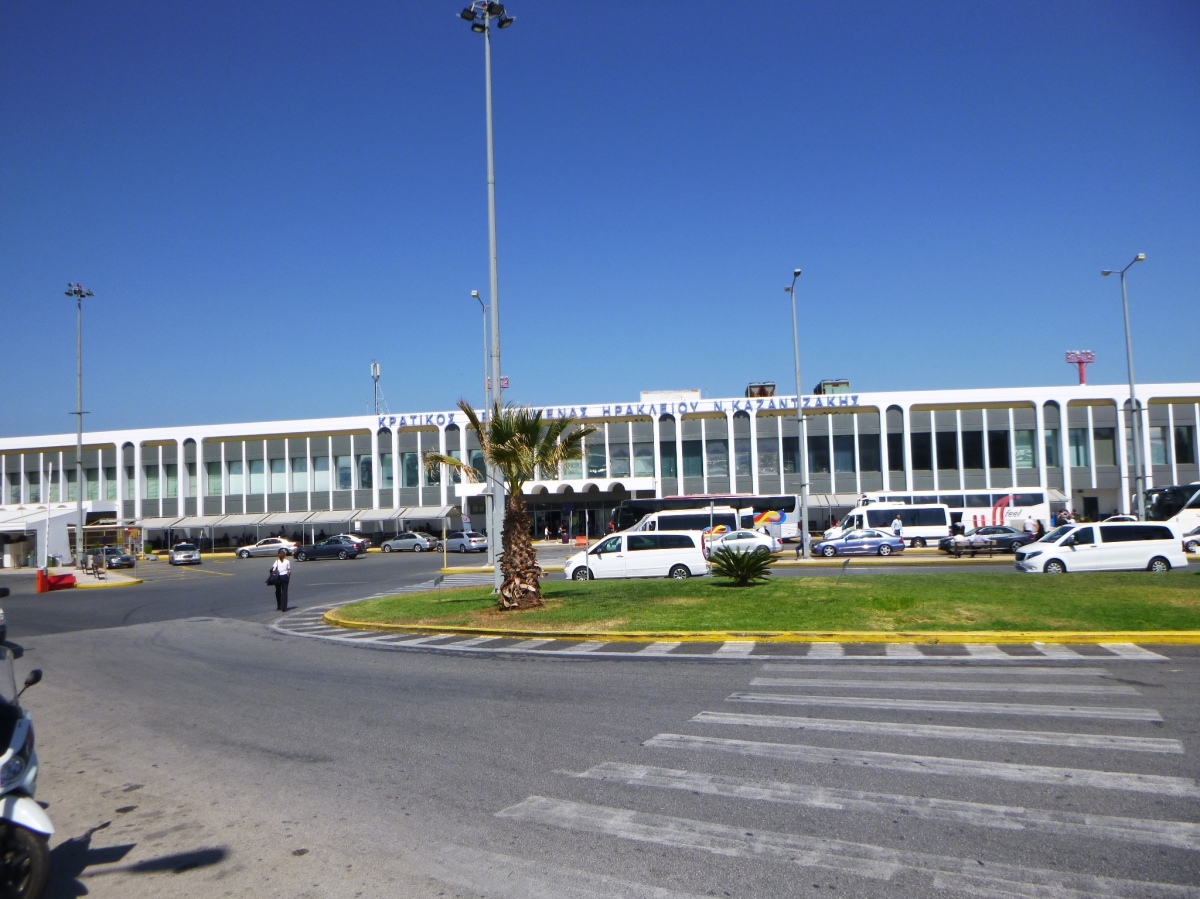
(319, 609, 1200, 644)
(75, 577, 143, 589)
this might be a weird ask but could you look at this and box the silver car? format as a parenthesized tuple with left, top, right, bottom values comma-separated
(381, 532, 438, 553)
(168, 543, 202, 566)
(438, 531, 489, 554)
(237, 537, 297, 559)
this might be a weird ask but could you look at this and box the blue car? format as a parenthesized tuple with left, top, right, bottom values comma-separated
(813, 528, 906, 557)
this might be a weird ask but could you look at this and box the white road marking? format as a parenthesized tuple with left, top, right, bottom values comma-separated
(508, 639, 555, 650)
(763, 664, 1112, 676)
(446, 636, 502, 648)
(644, 734, 1199, 796)
(637, 642, 682, 655)
(497, 797, 1200, 897)
(575, 762, 1200, 850)
(1100, 642, 1171, 660)
(727, 692, 1164, 721)
(804, 643, 845, 658)
(562, 641, 605, 653)
(749, 676, 1137, 695)
(713, 641, 755, 656)
(690, 710, 1184, 753)
(1032, 642, 1088, 660)
(884, 642, 925, 658)
(963, 643, 1016, 659)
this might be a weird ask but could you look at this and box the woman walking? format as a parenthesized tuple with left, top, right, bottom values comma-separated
(271, 549, 291, 612)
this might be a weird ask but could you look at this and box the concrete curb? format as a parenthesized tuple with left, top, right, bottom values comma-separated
(318, 610, 1200, 644)
(75, 576, 143, 589)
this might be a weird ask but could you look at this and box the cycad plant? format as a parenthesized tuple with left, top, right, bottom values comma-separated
(424, 400, 594, 610)
(708, 545, 776, 587)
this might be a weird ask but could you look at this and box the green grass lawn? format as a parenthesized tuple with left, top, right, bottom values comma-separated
(334, 570, 1200, 634)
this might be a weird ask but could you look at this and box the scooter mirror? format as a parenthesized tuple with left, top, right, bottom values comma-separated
(23, 670, 41, 689)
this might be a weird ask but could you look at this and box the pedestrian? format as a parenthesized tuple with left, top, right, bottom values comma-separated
(1023, 517, 1037, 540)
(270, 549, 291, 612)
(607, 519, 616, 534)
(1065, 509, 1077, 525)
(544, 525, 550, 542)
(891, 513, 903, 541)
(1035, 520, 1046, 539)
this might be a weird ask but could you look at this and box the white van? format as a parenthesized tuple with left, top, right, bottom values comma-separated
(564, 532, 708, 581)
(826, 502, 952, 548)
(1015, 522, 1186, 574)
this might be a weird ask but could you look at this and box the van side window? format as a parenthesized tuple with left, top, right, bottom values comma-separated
(595, 536, 622, 554)
(658, 534, 695, 549)
(627, 535, 657, 552)
(1073, 527, 1095, 545)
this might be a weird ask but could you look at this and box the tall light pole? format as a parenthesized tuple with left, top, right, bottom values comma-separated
(1102, 253, 1147, 520)
(460, 1, 514, 594)
(784, 269, 810, 559)
(66, 283, 93, 567)
(472, 289, 498, 568)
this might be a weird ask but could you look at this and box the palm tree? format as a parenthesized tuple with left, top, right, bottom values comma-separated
(424, 400, 594, 610)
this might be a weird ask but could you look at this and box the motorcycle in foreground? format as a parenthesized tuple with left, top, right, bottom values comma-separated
(0, 636, 51, 899)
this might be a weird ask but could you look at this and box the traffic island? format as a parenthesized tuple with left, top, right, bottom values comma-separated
(324, 571, 1200, 642)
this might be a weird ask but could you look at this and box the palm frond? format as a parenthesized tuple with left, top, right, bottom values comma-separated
(422, 451, 484, 483)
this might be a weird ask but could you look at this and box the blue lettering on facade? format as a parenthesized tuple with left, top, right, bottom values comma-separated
(378, 416, 386, 428)
(389, 415, 396, 426)
(602, 406, 611, 416)
(713, 401, 724, 411)
(436, 413, 446, 425)
(579, 407, 587, 417)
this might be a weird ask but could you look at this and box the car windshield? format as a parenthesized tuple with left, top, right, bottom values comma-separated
(1039, 525, 1073, 544)
(464, 532, 484, 538)
(173, 544, 196, 551)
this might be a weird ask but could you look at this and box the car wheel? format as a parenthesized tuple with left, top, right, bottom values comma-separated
(821, 545, 836, 557)
(382, 544, 392, 553)
(338, 550, 348, 560)
(877, 544, 892, 556)
(413, 545, 423, 553)
(458, 545, 467, 554)
(238, 550, 250, 559)
(1044, 559, 1066, 574)
(669, 565, 691, 579)
(1010, 541, 1026, 553)
(913, 538, 927, 548)
(572, 567, 591, 581)
(296, 552, 307, 562)
(1186, 540, 1199, 553)
(1147, 556, 1171, 573)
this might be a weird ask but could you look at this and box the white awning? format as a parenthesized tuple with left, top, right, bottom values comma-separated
(137, 516, 184, 530)
(259, 512, 319, 526)
(173, 515, 227, 528)
(214, 513, 269, 527)
(354, 507, 410, 522)
(400, 506, 460, 520)
(305, 510, 361, 523)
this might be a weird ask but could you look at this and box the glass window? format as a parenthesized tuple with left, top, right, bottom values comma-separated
(106, 467, 117, 500)
(66, 469, 78, 501)
(586, 439, 606, 478)
(291, 457, 307, 492)
(910, 433, 932, 471)
(833, 435, 856, 472)
(734, 438, 751, 479)
(806, 436, 829, 473)
(312, 456, 329, 492)
(1093, 428, 1116, 467)
(45, 472, 59, 503)
(86, 468, 100, 500)
(1073, 526, 1094, 545)
(1068, 429, 1089, 467)
(1177, 425, 1196, 465)
(27, 472, 40, 503)
(1150, 426, 1169, 466)
(469, 449, 485, 481)
(961, 431, 984, 469)
(706, 439, 728, 477)
(449, 450, 462, 484)
(682, 440, 703, 478)
(248, 459, 265, 494)
(594, 535, 622, 554)
(335, 456, 352, 490)
(144, 465, 159, 499)
(610, 442, 631, 478)
(424, 448, 441, 486)
(162, 464, 177, 499)
(184, 462, 196, 498)
(858, 434, 880, 472)
(627, 534, 656, 552)
(757, 439, 779, 475)
(356, 455, 373, 490)
(1014, 430, 1037, 469)
(402, 452, 419, 487)
(634, 442, 655, 478)
(380, 453, 393, 489)
(935, 432, 957, 470)
(1044, 429, 1061, 467)
(6, 473, 19, 504)
(987, 430, 1010, 468)
(270, 459, 287, 493)
(206, 461, 223, 496)
(782, 436, 800, 474)
(659, 441, 677, 478)
(562, 456, 582, 480)
(887, 433, 904, 472)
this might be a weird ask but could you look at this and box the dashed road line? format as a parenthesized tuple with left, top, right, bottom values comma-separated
(727, 692, 1164, 721)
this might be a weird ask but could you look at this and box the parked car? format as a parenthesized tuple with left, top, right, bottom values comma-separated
(937, 525, 1030, 554)
(100, 546, 136, 569)
(812, 529, 906, 557)
(168, 543, 202, 566)
(332, 533, 370, 551)
(1183, 525, 1200, 554)
(438, 531, 488, 554)
(564, 531, 708, 580)
(707, 530, 783, 556)
(237, 537, 297, 559)
(381, 532, 438, 553)
(1015, 522, 1187, 573)
(295, 535, 362, 561)
(1103, 515, 1138, 522)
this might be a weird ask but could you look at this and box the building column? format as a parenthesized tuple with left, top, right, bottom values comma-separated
(1034, 403, 1048, 506)
(133, 443, 144, 521)
(748, 410, 760, 496)
(305, 437, 312, 515)
(438, 426, 448, 508)
(1087, 406, 1097, 490)
(651, 415, 662, 498)
(901, 404, 913, 493)
(982, 408, 992, 490)
(370, 429, 380, 510)
(675, 414, 685, 496)
(700, 418, 708, 494)
(1059, 398, 1072, 511)
(726, 410, 737, 494)
(391, 426, 400, 511)
(955, 410, 964, 494)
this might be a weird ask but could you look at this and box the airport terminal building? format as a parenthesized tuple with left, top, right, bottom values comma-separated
(0, 380, 1197, 563)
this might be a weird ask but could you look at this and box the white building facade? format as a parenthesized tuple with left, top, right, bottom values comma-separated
(1, 381, 1197, 553)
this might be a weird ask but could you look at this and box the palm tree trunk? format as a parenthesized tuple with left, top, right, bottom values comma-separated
(498, 491, 543, 609)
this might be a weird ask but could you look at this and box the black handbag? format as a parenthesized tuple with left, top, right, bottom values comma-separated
(267, 570, 279, 586)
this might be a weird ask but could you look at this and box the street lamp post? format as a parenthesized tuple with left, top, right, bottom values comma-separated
(784, 270, 810, 559)
(460, 1, 514, 594)
(66, 283, 93, 568)
(1102, 254, 1147, 520)
(471, 290, 498, 568)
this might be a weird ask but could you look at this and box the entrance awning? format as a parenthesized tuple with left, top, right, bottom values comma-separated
(173, 515, 227, 529)
(400, 506, 459, 520)
(354, 507, 409, 522)
(214, 513, 268, 527)
(259, 512, 318, 527)
(305, 510, 360, 524)
(137, 516, 184, 530)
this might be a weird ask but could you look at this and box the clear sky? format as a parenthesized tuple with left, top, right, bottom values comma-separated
(2, 1, 1197, 438)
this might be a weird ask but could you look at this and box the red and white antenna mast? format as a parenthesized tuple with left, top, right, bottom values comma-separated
(1065, 350, 1094, 385)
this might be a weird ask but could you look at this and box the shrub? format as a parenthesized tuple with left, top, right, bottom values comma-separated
(709, 545, 776, 587)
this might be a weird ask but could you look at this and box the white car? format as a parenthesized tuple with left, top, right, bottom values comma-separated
(707, 530, 782, 556)
(1184, 526, 1200, 554)
(237, 537, 298, 559)
(564, 531, 708, 580)
(168, 543, 202, 566)
(1015, 522, 1186, 574)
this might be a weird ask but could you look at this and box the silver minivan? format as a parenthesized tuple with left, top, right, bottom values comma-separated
(1015, 522, 1186, 573)
(564, 531, 708, 580)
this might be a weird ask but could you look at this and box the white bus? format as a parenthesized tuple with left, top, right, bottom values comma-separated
(825, 502, 952, 548)
(1146, 483, 1200, 535)
(611, 495, 806, 540)
(866, 491, 1054, 532)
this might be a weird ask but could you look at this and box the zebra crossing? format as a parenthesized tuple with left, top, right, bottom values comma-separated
(495, 655, 1199, 897)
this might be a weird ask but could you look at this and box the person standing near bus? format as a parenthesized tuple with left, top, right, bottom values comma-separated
(892, 513, 903, 542)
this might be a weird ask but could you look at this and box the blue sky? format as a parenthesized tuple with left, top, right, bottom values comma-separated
(2, 0, 1197, 437)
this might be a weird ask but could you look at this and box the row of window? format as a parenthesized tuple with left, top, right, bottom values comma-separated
(5, 468, 117, 504)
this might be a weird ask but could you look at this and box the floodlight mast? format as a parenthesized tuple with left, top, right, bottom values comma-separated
(1101, 254, 1147, 519)
(66, 283, 94, 568)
